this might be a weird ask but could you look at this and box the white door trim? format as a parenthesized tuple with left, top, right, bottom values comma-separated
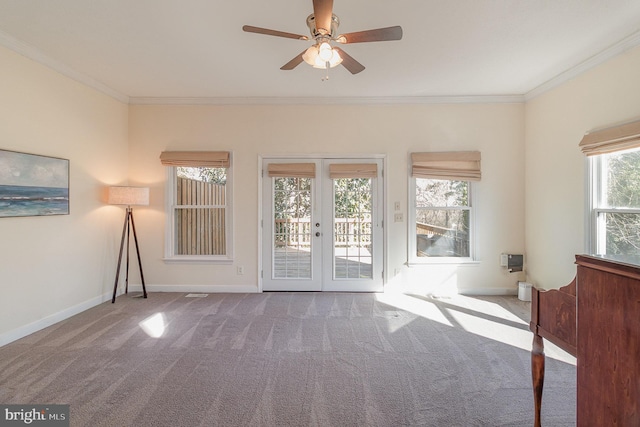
(258, 154, 387, 292)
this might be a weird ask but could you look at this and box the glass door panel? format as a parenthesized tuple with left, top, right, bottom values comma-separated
(323, 159, 383, 292)
(333, 178, 373, 279)
(262, 159, 321, 291)
(262, 158, 383, 292)
(273, 177, 312, 278)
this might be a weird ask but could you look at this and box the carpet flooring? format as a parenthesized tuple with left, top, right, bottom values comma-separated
(0, 292, 576, 426)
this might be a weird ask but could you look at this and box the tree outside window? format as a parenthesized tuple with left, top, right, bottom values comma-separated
(594, 148, 640, 255)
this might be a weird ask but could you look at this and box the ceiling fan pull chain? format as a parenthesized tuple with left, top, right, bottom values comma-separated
(322, 61, 330, 81)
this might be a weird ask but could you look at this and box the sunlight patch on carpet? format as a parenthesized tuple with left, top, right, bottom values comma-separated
(139, 312, 166, 338)
(375, 293, 453, 331)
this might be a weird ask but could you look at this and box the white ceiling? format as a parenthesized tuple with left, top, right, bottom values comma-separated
(1, 0, 639, 103)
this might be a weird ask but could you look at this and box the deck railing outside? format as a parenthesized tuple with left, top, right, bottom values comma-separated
(274, 218, 371, 248)
(416, 221, 468, 257)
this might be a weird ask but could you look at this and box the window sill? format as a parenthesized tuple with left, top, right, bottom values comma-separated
(163, 256, 233, 265)
(408, 258, 479, 266)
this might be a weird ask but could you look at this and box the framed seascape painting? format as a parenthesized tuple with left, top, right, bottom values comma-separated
(0, 149, 69, 218)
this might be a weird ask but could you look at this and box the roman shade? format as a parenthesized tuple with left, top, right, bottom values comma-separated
(579, 119, 640, 156)
(267, 163, 316, 178)
(160, 151, 230, 168)
(411, 151, 481, 181)
(329, 163, 378, 179)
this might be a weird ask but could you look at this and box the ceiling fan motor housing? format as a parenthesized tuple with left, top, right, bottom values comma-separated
(306, 13, 340, 39)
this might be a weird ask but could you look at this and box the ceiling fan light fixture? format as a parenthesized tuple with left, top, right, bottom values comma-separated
(304, 43, 342, 69)
(302, 45, 319, 66)
(312, 50, 342, 68)
(318, 42, 333, 61)
(327, 49, 342, 67)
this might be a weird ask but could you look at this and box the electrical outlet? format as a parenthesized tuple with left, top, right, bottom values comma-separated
(394, 213, 403, 222)
(237, 266, 244, 275)
(394, 201, 401, 211)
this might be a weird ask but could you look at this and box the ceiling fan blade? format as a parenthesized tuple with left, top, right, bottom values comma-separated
(336, 26, 403, 44)
(243, 25, 308, 41)
(280, 51, 306, 70)
(333, 47, 365, 74)
(313, 0, 334, 36)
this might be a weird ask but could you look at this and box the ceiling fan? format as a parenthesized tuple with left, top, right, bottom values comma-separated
(242, 0, 402, 75)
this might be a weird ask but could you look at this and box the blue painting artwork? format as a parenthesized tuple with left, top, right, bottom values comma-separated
(0, 149, 69, 217)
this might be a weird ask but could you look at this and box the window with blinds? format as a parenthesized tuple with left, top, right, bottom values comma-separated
(583, 121, 640, 256)
(161, 151, 233, 261)
(409, 152, 480, 262)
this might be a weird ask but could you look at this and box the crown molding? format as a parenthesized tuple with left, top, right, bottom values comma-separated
(128, 95, 525, 106)
(2, 25, 639, 107)
(0, 29, 129, 104)
(525, 29, 640, 101)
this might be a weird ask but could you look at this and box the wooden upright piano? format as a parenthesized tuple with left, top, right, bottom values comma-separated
(530, 254, 640, 426)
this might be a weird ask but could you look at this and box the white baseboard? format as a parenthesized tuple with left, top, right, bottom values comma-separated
(457, 287, 518, 296)
(0, 292, 112, 347)
(127, 284, 259, 293)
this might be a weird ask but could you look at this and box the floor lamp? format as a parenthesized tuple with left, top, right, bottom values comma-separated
(108, 186, 149, 303)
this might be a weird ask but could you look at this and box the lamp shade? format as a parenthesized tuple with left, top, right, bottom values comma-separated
(107, 186, 149, 206)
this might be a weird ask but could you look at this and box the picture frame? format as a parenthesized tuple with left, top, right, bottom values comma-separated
(0, 149, 69, 218)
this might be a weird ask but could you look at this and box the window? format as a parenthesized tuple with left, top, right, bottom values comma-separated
(161, 151, 232, 262)
(411, 178, 473, 261)
(589, 147, 640, 255)
(581, 119, 640, 256)
(409, 151, 480, 263)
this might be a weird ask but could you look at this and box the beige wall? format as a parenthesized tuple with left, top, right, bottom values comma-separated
(525, 44, 640, 289)
(0, 46, 129, 344)
(128, 102, 526, 295)
(11, 38, 640, 343)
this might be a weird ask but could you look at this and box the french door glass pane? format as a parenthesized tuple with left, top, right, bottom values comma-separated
(273, 177, 312, 278)
(333, 178, 373, 279)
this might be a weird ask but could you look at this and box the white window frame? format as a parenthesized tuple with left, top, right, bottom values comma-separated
(164, 164, 234, 263)
(587, 149, 640, 255)
(408, 176, 476, 264)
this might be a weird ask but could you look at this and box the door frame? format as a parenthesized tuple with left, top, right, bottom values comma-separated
(258, 153, 387, 292)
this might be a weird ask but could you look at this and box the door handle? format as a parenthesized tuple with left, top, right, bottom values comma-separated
(315, 223, 320, 227)
(315, 232, 321, 237)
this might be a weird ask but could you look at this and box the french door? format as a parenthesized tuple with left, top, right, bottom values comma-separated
(261, 158, 383, 292)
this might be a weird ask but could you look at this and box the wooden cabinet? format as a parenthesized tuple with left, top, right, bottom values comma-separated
(575, 254, 640, 426)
